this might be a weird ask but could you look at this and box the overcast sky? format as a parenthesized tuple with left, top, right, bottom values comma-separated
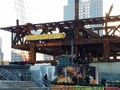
(0, 0, 67, 60)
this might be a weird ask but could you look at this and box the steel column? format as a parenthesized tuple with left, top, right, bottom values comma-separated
(29, 42, 36, 63)
(75, 0, 79, 60)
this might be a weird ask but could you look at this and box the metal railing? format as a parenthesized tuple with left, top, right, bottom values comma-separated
(0, 68, 34, 89)
(0, 68, 24, 89)
(0, 68, 20, 81)
(0, 68, 51, 89)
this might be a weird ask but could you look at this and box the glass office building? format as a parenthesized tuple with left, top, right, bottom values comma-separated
(64, 0, 103, 21)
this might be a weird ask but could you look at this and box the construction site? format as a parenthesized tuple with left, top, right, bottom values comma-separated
(0, 0, 120, 90)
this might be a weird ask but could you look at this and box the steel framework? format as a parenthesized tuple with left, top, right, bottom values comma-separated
(1, 15, 120, 65)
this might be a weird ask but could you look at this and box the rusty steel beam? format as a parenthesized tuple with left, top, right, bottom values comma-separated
(1, 15, 120, 32)
(103, 37, 110, 61)
(36, 42, 63, 47)
(75, 0, 79, 20)
(29, 42, 36, 63)
(12, 38, 120, 50)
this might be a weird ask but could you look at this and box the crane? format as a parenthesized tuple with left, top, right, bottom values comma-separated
(14, 0, 29, 62)
(14, 0, 27, 25)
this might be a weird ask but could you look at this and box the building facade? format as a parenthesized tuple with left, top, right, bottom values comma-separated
(11, 49, 29, 62)
(64, 0, 103, 21)
(64, 0, 120, 20)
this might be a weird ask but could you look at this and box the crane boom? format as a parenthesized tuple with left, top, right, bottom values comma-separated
(14, 0, 27, 25)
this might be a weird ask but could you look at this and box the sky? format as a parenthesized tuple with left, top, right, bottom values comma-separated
(103, 0, 120, 16)
(0, 0, 67, 61)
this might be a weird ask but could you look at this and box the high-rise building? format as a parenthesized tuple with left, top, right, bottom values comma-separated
(64, 0, 75, 21)
(64, 0, 103, 21)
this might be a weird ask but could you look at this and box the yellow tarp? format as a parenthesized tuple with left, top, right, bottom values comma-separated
(25, 33, 66, 41)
